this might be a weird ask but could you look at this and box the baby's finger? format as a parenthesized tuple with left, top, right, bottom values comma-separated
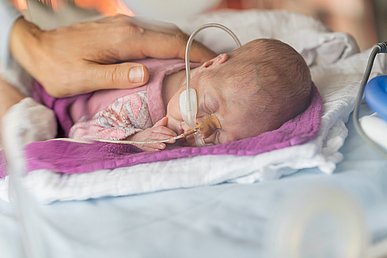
(141, 142, 166, 151)
(146, 132, 175, 144)
(152, 125, 177, 137)
(149, 132, 176, 144)
(140, 146, 157, 152)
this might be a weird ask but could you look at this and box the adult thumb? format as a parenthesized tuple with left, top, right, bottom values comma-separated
(91, 62, 150, 90)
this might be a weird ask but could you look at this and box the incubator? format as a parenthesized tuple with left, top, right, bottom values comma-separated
(3, 2, 387, 258)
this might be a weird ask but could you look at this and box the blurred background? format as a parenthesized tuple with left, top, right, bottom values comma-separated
(217, 0, 386, 50)
(11, 0, 387, 50)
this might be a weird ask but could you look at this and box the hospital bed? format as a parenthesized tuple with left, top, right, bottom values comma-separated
(0, 7, 387, 258)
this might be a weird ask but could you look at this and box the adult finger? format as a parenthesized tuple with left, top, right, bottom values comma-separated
(87, 62, 150, 91)
(139, 28, 216, 63)
(181, 38, 217, 63)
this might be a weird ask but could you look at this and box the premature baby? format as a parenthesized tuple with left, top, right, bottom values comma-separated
(35, 39, 312, 151)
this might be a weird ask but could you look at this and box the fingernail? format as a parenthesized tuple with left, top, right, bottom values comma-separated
(129, 66, 144, 83)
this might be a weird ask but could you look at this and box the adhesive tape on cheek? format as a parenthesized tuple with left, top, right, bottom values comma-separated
(179, 88, 198, 128)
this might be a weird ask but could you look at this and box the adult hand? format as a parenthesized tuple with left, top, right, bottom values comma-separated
(10, 15, 216, 98)
(0, 78, 24, 118)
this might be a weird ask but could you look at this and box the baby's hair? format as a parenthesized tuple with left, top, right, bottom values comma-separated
(214, 38, 312, 134)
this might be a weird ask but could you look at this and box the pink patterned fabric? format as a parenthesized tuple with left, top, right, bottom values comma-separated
(70, 91, 152, 140)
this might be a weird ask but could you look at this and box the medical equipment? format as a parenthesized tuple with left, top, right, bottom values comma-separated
(2, 7, 387, 258)
(353, 41, 387, 157)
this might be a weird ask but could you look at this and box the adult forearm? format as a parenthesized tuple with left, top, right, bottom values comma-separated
(0, 1, 21, 74)
(0, 78, 24, 118)
(9, 18, 41, 82)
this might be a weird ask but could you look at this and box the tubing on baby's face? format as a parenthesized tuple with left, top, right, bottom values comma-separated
(183, 114, 222, 146)
(181, 23, 240, 146)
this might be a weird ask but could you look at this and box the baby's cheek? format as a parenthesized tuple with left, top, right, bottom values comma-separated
(167, 97, 184, 120)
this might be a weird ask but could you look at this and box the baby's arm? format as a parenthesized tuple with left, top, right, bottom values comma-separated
(127, 117, 177, 151)
(71, 115, 176, 151)
(70, 95, 177, 151)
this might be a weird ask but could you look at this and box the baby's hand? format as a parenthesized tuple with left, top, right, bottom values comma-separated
(128, 117, 177, 151)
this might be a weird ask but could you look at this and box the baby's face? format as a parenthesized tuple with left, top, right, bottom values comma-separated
(166, 69, 262, 146)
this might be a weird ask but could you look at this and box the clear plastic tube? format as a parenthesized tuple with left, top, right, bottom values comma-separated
(183, 23, 241, 146)
(50, 128, 198, 145)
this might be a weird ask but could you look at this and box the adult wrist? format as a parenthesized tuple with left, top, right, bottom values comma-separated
(0, 78, 24, 118)
(0, 1, 20, 74)
(10, 17, 43, 79)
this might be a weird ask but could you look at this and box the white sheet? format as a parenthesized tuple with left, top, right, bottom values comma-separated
(1, 10, 384, 203)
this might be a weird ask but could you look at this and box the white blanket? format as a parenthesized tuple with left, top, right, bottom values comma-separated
(1, 10, 384, 203)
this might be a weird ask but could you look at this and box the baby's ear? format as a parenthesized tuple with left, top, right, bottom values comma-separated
(202, 53, 229, 68)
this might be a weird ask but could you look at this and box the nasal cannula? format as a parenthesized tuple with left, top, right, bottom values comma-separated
(55, 23, 241, 146)
(181, 23, 241, 146)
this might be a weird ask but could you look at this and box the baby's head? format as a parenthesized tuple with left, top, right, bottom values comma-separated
(167, 38, 312, 145)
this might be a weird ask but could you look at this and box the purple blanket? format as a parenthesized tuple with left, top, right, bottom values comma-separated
(0, 85, 322, 177)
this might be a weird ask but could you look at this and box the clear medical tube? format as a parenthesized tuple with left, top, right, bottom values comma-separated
(183, 23, 242, 145)
(52, 128, 197, 145)
(184, 23, 241, 127)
